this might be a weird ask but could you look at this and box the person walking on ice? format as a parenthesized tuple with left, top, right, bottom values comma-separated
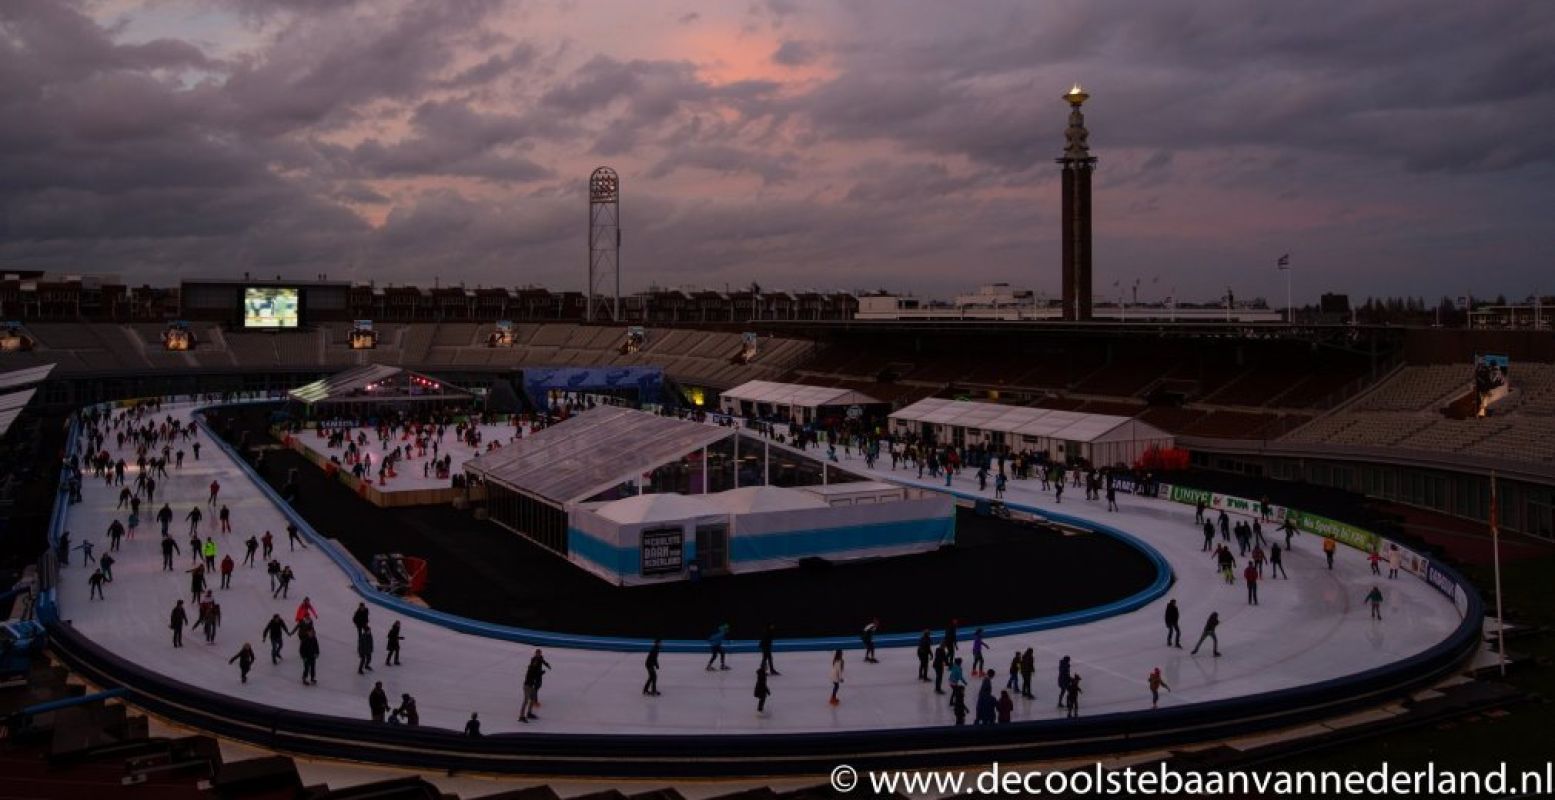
(754, 667, 772, 714)
(1164, 598, 1182, 647)
(229, 643, 256, 683)
(1148, 667, 1171, 709)
(828, 649, 845, 705)
(385, 621, 402, 666)
(169, 600, 188, 648)
(1365, 586, 1385, 620)
(643, 639, 661, 696)
(356, 624, 374, 674)
(706, 623, 731, 671)
(1191, 612, 1222, 657)
(1323, 535, 1337, 570)
(1244, 561, 1260, 605)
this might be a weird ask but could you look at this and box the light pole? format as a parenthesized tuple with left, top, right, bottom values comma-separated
(1278, 254, 1292, 325)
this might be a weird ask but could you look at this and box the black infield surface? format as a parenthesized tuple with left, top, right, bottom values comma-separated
(210, 405, 1158, 640)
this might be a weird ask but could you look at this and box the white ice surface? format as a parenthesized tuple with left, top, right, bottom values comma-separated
(289, 422, 529, 492)
(55, 404, 1463, 736)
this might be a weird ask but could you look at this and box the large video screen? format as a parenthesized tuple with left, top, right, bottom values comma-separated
(244, 287, 300, 328)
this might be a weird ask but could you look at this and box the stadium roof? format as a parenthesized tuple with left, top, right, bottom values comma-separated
(890, 398, 1171, 443)
(721, 379, 880, 408)
(0, 388, 37, 439)
(288, 364, 468, 405)
(463, 406, 732, 506)
(0, 363, 55, 391)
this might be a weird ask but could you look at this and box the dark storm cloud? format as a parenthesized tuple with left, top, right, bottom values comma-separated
(1, 0, 1552, 297)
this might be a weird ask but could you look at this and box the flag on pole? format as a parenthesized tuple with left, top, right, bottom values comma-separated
(1277, 254, 1290, 270)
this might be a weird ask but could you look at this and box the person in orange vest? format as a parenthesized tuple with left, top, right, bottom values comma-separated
(1322, 536, 1337, 570)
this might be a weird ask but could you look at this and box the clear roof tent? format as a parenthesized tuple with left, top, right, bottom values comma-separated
(0, 388, 37, 439)
(721, 380, 880, 408)
(289, 364, 402, 405)
(0, 363, 55, 391)
(464, 406, 733, 506)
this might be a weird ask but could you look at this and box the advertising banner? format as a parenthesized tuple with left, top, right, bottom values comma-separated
(1294, 510, 1379, 553)
(640, 527, 684, 577)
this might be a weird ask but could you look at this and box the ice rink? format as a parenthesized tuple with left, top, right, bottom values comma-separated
(54, 403, 1465, 736)
(288, 421, 531, 493)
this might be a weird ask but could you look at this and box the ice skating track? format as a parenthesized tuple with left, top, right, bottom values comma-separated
(41, 401, 1481, 776)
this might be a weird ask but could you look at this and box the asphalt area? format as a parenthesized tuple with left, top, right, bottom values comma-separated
(209, 405, 1158, 640)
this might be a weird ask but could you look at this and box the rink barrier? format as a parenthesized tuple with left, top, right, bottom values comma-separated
(39, 401, 1487, 775)
(41, 572, 1483, 777)
(190, 402, 1175, 653)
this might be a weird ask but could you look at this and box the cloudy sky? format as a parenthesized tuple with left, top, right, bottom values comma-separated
(2, 1, 1552, 303)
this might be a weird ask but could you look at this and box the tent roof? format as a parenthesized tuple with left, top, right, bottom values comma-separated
(463, 406, 733, 505)
(721, 379, 880, 408)
(0, 388, 35, 439)
(890, 398, 1170, 443)
(593, 492, 723, 524)
(701, 485, 828, 514)
(288, 364, 468, 405)
(0, 363, 55, 391)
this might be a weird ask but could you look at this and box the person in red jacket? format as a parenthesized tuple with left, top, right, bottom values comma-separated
(1244, 562, 1260, 605)
(295, 596, 319, 625)
(208, 479, 221, 506)
(219, 554, 235, 589)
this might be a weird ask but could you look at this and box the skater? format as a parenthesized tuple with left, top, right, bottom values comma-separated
(975, 671, 996, 725)
(1270, 543, 1288, 579)
(99, 553, 115, 582)
(1244, 561, 1260, 605)
(519, 650, 547, 722)
(392, 694, 418, 726)
(1365, 586, 1384, 620)
(88, 568, 107, 600)
(1201, 521, 1216, 552)
(200, 597, 221, 643)
(202, 537, 217, 570)
(1106, 484, 1118, 512)
(1368, 548, 1383, 575)
(861, 618, 879, 663)
(274, 565, 295, 598)
(951, 685, 969, 725)
(356, 624, 374, 674)
(186, 505, 202, 535)
(1020, 648, 1035, 698)
(944, 618, 959, 655)
(1164, 598, 1182, 647)
(1056, 655, 1072, 709)
(1065, 673, 1082, 718)
(262, 613, 290, 663)
(295, 596, 319, 625)
(1322, 535, 1337, 570)
(828, 649, 845, 705)
(1252, 544, 1266, 577)
(161, 534, 179, 570)
(464, 713, 482, 737)
(1194, 498, 1206, 525)
(643, 638, 661, 696)
(971, 628, 987, 675)
(243, 535, 258, 567)
(948, 657, 967, 712)
(1387, 544, 1402, 579)
(106, 518, 125, 551)
(706, 623, 731, 671)
(1281, 516, 1298, 549)
(1218, 510, 1230, 541)
(369, 682, 389, 723)
(758, 624, 778, 675)
(997, 690, 1014, 724)
(1005, 652, 1021, 693)
(170, 600, 188, 647)
(208, 479, 221, 505)
(218, 504, 231, 534)
(74, 538, 96, 566)
(187, 564, 207, 604)
(287, 523, 307, 550)
(219, 554, 234, 588)
(1148, 667, 1171, 709)
(916, 630, 932, 681)
(385, 621, 402, 665)
(1191, 612, 1222, 657)
(352, 602, 370, 633)
(261, 530, 274, 559)
(754, 668, 772, 714)
(932, 642, 949, 694)
(229, 643, 256, 683)
(299, 629, 320, 685)
(158, 503, 174, 536)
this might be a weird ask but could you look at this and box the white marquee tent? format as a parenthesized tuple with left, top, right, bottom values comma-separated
(889, 398, 1173, 466)
(719, 380, 881, 423)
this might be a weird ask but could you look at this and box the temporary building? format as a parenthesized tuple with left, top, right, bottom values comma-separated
(889, 398, 1173, 466)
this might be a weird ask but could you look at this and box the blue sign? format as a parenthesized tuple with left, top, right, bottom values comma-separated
(522, 366, 663, 406)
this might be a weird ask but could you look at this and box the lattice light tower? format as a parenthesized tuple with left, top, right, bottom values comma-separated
(587, 166, 621, 323)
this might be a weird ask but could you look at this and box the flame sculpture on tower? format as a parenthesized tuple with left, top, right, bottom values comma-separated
(1057, 85, 1096, 321)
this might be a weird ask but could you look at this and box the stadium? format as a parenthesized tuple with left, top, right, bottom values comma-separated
(2, 4, 1553, 800)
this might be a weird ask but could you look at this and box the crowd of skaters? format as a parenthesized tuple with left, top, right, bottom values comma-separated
(58, 397, 1406, 732)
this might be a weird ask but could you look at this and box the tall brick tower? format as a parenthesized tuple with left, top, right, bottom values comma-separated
(1058, 85, 1096, 321)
